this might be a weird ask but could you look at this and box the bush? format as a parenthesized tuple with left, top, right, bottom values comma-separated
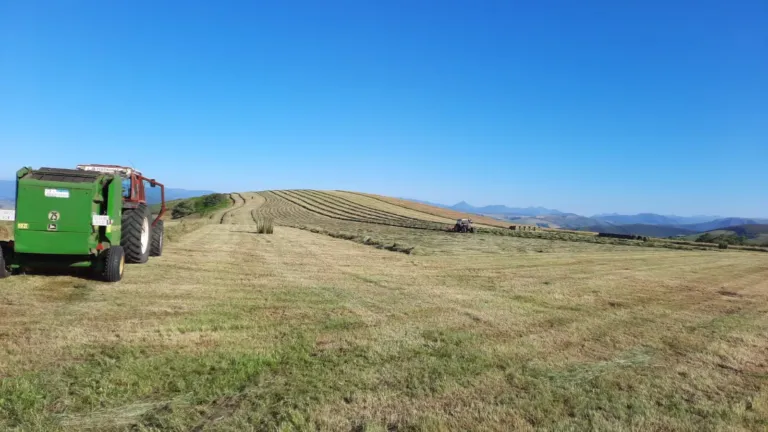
(171, 194, 230, 219)
(171, 200, 195, 219)
(718, 242, 729, 249)
(201, 193, 228, 209)
(697, 233, 747, 245)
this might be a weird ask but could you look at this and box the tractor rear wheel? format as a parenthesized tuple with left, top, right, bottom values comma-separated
(150, 220, 164, 257)
(121, 203, 151, 263)
(0, 248, 9, 279)
(102, 245, 125, 282)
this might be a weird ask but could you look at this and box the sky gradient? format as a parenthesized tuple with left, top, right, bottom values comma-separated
(1, 0, 766, 216)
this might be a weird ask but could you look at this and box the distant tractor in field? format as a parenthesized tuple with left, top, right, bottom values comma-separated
(452, 218, 475, 233)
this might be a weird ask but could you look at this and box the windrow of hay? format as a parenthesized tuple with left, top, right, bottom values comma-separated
(295, 225, 415, 254)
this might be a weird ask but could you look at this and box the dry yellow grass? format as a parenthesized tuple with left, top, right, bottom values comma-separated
(1, 192, 767, 430)
(356, 192, 520, 229)
(0, 222, 11, 241)
(327, 191, 456, 224)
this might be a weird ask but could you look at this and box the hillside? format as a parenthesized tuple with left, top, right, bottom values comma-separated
(507, 214, 606, 229)
(681, 217, 759, 232)
(684, 224, 768, 246)
(593, 213, 680, 226)
(592, 213, 725, 225)
(356, 193, 516, 229)
(580, 224, 697, 238)
(449, 201, 563, 217)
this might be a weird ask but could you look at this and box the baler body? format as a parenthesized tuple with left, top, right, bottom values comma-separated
(9, 167, 122, 268)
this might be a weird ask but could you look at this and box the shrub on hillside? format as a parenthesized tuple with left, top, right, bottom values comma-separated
(200, 193, 228, 210)
(171, 193, 230, 219)
(171, 200, 195, 219)
(697, 233, 747, 245)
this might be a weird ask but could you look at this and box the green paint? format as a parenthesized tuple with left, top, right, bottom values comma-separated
(7, 167, 124, 269)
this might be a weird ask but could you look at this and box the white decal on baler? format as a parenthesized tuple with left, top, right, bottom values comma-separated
(92, 215, 112, 226)
(44, 189, 70, 198)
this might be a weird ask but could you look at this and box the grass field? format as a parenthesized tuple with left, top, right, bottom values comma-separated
(1, 192, 767, 430)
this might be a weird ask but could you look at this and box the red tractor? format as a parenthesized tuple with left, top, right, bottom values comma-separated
(452, 218, 475, 233)
(76, 164, 167, 263)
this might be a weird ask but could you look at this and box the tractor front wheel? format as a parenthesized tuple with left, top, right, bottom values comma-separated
(122, 203, 151, 263)
(101, 245, 125, 282)
(150, 220, 164, 257)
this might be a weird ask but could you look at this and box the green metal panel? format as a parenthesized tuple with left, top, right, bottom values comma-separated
(14, 172, 105, 255)
(13, 231, 95, 255)
(104, 177, 122, 245)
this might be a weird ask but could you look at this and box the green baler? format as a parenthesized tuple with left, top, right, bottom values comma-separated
(0, 165, 166, 282)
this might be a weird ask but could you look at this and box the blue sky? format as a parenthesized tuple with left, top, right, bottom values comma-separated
(1, 1, 766, 216)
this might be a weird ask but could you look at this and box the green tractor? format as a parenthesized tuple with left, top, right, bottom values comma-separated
(0, 165, 166, 282)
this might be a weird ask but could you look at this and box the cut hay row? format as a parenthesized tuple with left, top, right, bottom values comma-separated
(282, 190, 451, 231)
(218, 192, 246, 224)
(272, 190, 450, 231)
(301, 190, 422, 223)
(310, 190, 452, 224)
(291, 190, 433, 226)
(273, 190, 374, 222)
(281, 190, 402, 223)
(329, 191, 457, 224)
(257, 191, 329, 225)
(345, 191, 514, 229)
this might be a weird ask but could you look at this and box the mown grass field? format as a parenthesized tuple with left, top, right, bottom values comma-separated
(1, 191, 767, 431)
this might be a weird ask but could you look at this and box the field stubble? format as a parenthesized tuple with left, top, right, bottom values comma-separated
(0, 191, 766, 430)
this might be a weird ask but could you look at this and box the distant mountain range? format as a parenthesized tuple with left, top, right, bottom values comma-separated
(409, 199, 565, 217)
(405, 197, 767, 238)
(450, 201, 564, 216)
(590, 213, 723, 226)
(0, 179, 213, 205)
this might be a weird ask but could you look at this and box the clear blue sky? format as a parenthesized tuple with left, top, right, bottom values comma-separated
(1, 1, 766, 216)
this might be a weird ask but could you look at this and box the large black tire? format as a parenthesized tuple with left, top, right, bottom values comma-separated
(0, 248, 9, 279)
(150, 220, 164, 257)
(121, 203, 151, 264)
(101, 245, 125, 282)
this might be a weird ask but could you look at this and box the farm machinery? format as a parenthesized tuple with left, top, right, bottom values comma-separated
(452, 218, 475, 233)
(0, 165, 166, 282)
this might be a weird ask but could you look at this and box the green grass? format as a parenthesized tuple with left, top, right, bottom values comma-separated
(170, 193, 231, 219)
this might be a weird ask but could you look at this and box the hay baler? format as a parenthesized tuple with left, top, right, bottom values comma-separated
(0, 165, 166, 282)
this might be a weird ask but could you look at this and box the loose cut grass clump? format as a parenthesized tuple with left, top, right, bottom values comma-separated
(254, 217, 274, 234)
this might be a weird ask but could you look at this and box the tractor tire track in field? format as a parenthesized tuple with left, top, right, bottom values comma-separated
(219, 193, 246, 224)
